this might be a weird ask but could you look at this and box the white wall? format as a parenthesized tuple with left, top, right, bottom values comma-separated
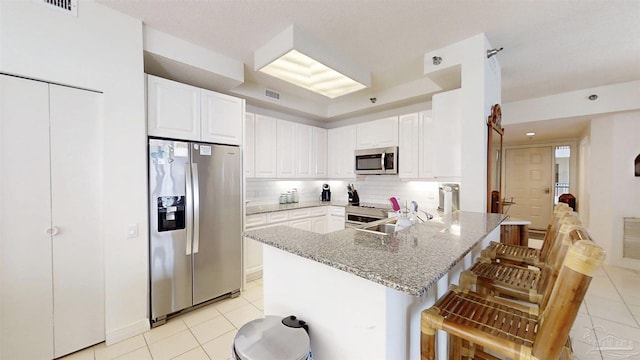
(423, 33, 501, 212)
(587, 111, 640, 269)
(0, 1, 149, 344)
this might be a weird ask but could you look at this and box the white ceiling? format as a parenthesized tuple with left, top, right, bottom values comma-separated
(98, 0, 640, 141)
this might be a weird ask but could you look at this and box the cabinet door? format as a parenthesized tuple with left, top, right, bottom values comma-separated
(419, 111, 436, 178)
(201, 89, 244, 145)
(244, 113, 255, 178)
(49, 84, 105, 357)
(254, 115, 277, 178)
(277, 120, 296, 177)
(289, 218, 312, 231)
(147, 75, 201, 140)
(327, 206, 346, 233)
(398, 113, 420, 179)
(356, 117, 398, 149)
(313, 127, 328, 178)
(312, 217, 328, 234)
(328, 125, 356, 179)
(0, 75, 54, 360)
(294, 123, 313, 178)
(432, 89, 462, 178)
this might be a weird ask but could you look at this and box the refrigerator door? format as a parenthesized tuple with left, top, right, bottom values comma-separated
(149, 139, 193, 321)
(191, 143, 242, 305)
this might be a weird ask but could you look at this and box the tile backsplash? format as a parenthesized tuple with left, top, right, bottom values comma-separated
(246, 176, 441, 211)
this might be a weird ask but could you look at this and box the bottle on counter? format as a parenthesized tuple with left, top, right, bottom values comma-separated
(292, 188, 299, 203)
(286, 191, 293, 203)
(279, 194, 287, 204)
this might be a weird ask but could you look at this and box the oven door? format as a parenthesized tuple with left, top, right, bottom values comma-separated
(354, 147, 398, 175)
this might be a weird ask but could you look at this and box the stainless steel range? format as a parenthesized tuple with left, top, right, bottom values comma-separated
(345, 204, 391, 227)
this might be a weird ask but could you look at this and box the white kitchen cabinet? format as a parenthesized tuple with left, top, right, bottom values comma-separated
(313, 127, 328, 177)
(254, 115, 278, 178)
(398, 112, 421, 179)
(328, 125, 357, 179)
(201, 88, 244, 145)
(147, 74, 243, 145)
(312, 217, 329, 234)
(289, 218, 312, 231)
(327, 206, 346, 232)
(432, 89, 462, 178)
(147, 74, 201, 141)
(0, 75, 104, 359)
(356, 116, 399, 149)
(419, 111, 436, 178)
(294, 123, 313, 178)
(277, 119, 296, 177)
(244, 112, 255, 178)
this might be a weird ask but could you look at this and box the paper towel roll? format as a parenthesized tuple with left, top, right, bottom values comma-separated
(443, 186, 453, 214)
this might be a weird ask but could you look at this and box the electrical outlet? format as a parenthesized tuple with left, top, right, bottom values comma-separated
(127, 223, 138, 239)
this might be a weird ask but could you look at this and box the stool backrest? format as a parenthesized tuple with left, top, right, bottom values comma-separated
(539, 205, 573, 262)
(533, 233, 605, 359)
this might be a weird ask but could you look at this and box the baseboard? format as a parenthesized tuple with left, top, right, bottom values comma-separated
(105, 319, 150, 346)
(246, 266, 263, 282)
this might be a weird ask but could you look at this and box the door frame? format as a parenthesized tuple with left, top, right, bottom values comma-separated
(502, 140, 578, 225)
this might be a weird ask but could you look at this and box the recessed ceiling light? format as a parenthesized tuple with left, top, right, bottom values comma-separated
(526, 132, 536, 137)
(254, 25, 370, 99)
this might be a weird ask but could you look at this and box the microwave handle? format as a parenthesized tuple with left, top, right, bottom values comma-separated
(381, 151, 386, 171)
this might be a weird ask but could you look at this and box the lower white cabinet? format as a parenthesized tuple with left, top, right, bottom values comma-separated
(0, 75, 104, 359)
(327, 206, 346, 232)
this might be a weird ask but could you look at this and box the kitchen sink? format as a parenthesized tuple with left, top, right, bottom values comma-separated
(355, 219, 398, 236)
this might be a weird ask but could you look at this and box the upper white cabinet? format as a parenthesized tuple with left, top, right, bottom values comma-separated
(356, 116, 399, 149)
(244, 113, 255, 177)
(328, 125, 356, 179)
(398, 89, 461, 180)
(313, 127, 328, 177)
(432, 89, 462, 178)
(277, 120, 296, 177)
(254, 114, 278, 178)
(147, 74, 201, 140)
(398, 112, 421, 179)
(201, 88, 244, 145)
(147, 74, 244, 145)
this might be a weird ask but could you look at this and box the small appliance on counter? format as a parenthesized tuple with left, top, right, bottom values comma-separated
(321, 183, 331, 202)
(347, 183, 360, 206)
(438, 183, 460, 212)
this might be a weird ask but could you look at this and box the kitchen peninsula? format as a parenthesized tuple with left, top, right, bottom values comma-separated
(243, 211, 506, 359)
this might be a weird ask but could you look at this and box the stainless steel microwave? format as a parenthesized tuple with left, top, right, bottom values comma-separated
(354, 146, 398, 175)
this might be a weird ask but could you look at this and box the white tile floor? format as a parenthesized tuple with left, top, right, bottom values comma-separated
(61, 265, 640, 360)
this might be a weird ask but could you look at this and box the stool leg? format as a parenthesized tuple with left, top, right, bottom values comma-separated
(448, 334, 462, 359)
(420, 330, 436, 360)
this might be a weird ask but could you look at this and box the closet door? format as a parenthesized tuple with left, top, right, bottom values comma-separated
(49, 84, 104, 357)
(0, 75, 54, 359)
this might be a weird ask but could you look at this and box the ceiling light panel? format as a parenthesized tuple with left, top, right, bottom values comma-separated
(255, 25, 370, 99)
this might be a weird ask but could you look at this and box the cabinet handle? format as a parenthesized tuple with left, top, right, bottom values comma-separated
(46, 226, 60, 236)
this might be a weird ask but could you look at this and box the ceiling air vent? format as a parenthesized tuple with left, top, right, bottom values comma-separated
(265, 89, 280, 100)
(36, 0, 78, 16)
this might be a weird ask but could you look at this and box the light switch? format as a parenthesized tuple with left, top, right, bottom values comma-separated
(127, 223, 139, 239)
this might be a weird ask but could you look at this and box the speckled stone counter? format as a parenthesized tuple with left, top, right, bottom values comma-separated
(244, 210, 506, 297)
(245, 200, 348, 215)
(246, 210, 506, 359)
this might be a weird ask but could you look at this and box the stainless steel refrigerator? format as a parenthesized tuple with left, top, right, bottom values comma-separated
(148, 139, 241, 326)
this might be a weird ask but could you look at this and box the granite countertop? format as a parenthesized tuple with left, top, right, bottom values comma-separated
(246, 200, 349, 215)
(243, 211, 507, 297)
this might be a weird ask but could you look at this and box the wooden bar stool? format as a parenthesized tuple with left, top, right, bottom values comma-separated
(421, 235, 605, 360)
(481, 204, 573, 267)
(460, 219, 582, 306)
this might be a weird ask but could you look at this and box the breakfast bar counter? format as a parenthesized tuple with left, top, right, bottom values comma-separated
(243, 210, 506, 359)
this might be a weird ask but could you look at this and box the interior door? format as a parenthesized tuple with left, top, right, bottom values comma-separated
(504, 146, 554, 230)
(49, 84, 105, 357)
(0, 74, 55, 360)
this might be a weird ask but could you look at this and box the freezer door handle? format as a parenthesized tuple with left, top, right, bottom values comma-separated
(192, 163, 200, 254)
(185, 163, 193, 255)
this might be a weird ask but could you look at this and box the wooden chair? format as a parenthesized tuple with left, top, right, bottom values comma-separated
(421, 231, 605, 360)
(481, 204, 572, 267)
(460, 217, 582, 306)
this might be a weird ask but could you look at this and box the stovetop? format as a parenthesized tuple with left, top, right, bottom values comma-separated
(346, 203, 392, 217)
